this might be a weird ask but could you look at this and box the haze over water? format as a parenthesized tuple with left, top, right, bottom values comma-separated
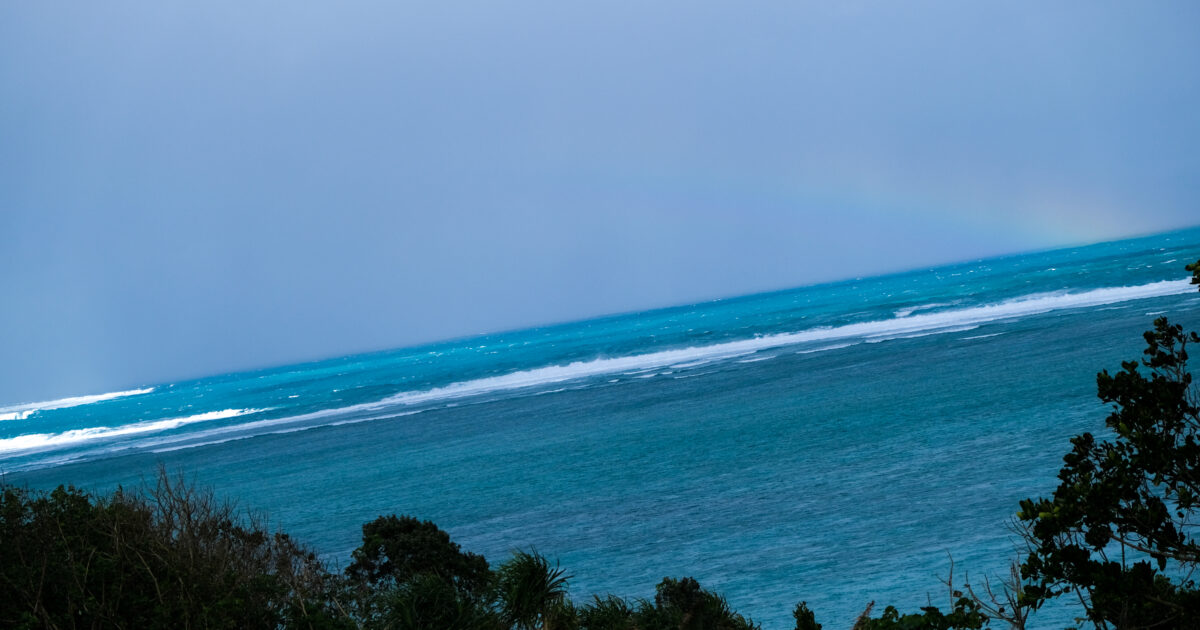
(4, 227, 1199, 627)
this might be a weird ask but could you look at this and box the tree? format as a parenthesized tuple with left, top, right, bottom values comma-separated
(1015, 260, 1200, 628)
(792, 601, 821, 630)
(0, 468, 350, 629)
(345, 514, 496, 627)
(636, 577, 760, 630)
(347, 514, 492, 597)
(495, 549, 572, 630)
(577, 595, 635, 630)
(379, 573, 505, 630)
(837, 260, 1200, 630)
(568, 577, 759, 630)
(854, 598, 987, 630)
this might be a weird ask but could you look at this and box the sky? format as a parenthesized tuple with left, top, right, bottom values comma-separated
(1, 2, 1198, 404)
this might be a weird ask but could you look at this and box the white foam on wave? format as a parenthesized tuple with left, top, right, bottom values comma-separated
(0, 387, 155, 421)
(0, 408, 264, 455)
(865, 325, 980, 343)
(363, 279, 1190, 408)
(796, 343, 857, 354)
(961, 333, 1004, 341)
(672, 371, 718, 380)
(669, 358, 721, 369)
(894, 301, 956, 318)
(143, 278, 1198, 445)
(16, 277, 1196, 463)
(148, 410, 425, 454)
(137, 401, 414, 452)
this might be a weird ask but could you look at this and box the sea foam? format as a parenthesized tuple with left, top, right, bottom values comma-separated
(8, 278, 1194, 459)
(363, 279, 1192, 409)
(0, 387, 155, 421)
(131, 278, 1196, 454)
(0, 408, 264, 455)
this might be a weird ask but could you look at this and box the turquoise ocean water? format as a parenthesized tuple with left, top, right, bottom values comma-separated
(3, 227, 1200, 627)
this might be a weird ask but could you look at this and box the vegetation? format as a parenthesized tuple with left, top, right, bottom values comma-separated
(0, 472, 345, 629)
(0, 477, 757, 630)
(2, 262, 1198, 629)
(1012, 260, 1200, 629)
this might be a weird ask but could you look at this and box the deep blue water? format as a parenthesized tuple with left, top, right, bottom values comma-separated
(3, 227, 1199, 628)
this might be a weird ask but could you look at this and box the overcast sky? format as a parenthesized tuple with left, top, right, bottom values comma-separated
(2, 2, 1198, 403)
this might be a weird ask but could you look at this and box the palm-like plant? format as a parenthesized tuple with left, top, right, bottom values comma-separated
(579, 595, 635, 629)
(496, 549, 572, 630)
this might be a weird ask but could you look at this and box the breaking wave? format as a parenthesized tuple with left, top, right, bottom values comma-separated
(4, 278, 1193, 462)
(0, 408, 265, 455)
(0, 387, 155, 421)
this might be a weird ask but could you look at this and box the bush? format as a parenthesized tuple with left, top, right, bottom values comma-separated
(0, 469, 349, 629)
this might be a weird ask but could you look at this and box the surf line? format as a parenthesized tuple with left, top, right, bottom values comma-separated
(0, 387, 156, 421)
(0, 408, 267, 456)
(142, 278, 1197, 454)
(13, 278, 1194, 460)
(365, 279, 1193, 409)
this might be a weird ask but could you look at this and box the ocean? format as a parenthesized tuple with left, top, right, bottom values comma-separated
(3, 227, 1199, 628)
